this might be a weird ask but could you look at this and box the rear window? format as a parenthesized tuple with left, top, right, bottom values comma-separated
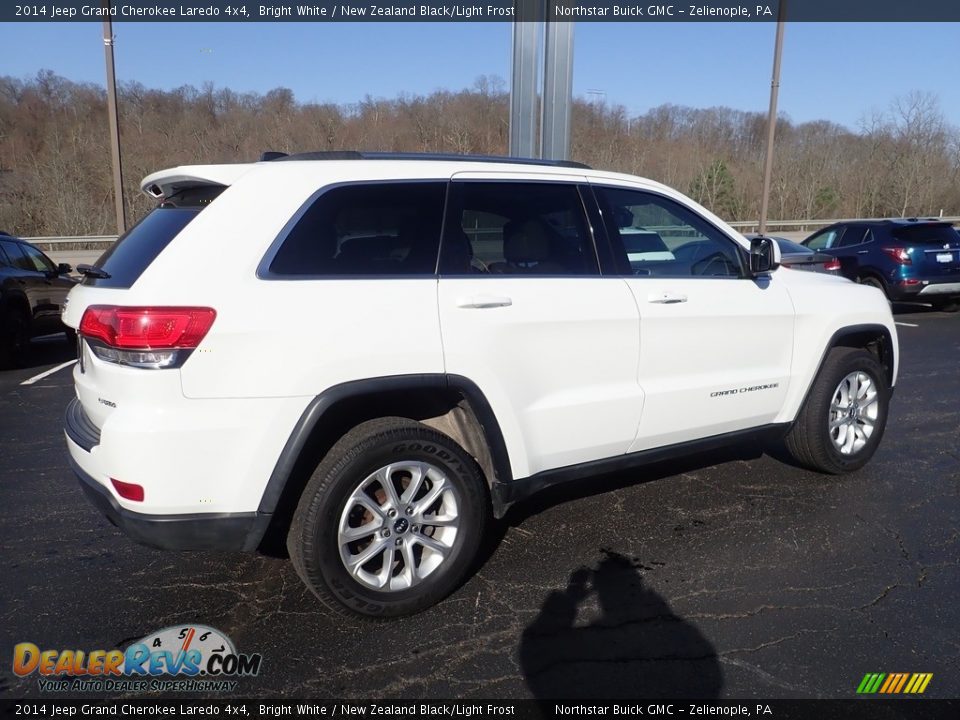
(891, 224, 959, 245)
(83, 186, 223, 288)
(775, 239, 811, 254)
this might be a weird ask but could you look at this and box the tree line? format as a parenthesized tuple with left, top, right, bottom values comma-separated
(1, 71, 957, 236)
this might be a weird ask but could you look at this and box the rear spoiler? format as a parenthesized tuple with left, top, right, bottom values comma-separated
(140, 164, 255, 199)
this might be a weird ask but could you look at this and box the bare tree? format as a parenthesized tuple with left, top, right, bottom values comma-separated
(1, 72, 957, 235)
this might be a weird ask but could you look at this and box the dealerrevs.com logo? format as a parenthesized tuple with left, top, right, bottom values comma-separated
(13, 625, 262, 693)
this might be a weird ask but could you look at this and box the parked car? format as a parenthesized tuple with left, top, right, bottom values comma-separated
(0, 232, 77, 368)
(63, 152, 898, 617)
(746, 235, 841, 275)
(802, 219, 960, 311)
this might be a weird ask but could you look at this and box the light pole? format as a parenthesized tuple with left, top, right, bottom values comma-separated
(101, 0, 126, 234)
(758, 4, 786, 236)
(508, 17, 539, 158)
(540, 21, 574, 161)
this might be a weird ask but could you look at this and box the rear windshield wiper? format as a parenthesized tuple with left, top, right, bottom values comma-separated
(76, 264, 112, 279)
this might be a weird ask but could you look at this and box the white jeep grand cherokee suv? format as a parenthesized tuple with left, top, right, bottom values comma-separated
(63, 152, 898, 617)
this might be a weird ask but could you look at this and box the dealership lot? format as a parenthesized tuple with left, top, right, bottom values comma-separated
(1, 308, 958, 700)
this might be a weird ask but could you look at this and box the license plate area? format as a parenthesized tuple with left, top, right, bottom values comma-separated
(936, 252, 953, 263)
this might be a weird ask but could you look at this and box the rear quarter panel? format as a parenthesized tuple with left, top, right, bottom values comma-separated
(122, 162, 448, 400)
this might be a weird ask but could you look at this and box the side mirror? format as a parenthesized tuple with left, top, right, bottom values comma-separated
(57, 263, 73, 275)
(749, 237, 780, 275)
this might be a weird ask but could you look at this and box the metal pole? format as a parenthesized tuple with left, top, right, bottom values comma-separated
(508, 1, 540, 158)
(758, 4, 786, 236)
(540, 22, 574, 161)
(102, 0, 126, 234)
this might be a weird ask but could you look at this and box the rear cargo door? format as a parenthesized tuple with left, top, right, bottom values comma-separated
(895, 224, 960, 276)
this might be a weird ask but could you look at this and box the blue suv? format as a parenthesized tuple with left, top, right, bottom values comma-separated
(803, 219, 960, 312)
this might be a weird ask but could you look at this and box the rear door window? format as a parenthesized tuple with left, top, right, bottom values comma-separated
(439, 182, 598, 276)
(265, 182, 446, 276)
(836, 226, 871, 247)
(84, 185, 224, 288)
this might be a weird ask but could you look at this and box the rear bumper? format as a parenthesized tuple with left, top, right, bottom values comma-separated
(69, 452, 270, 552)
(65, 396, 271, 552)
(890, 279, 960, 300)
(916, 281, 960, 297)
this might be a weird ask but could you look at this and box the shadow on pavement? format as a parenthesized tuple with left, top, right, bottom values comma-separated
(520, 549, 723, 699)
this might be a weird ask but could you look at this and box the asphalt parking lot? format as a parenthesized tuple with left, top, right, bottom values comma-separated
(1, 307, 958, 701)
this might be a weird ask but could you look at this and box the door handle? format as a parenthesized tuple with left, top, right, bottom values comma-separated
(857, 250, 869, 254)
(455, 295, 513, 309)
(647, 292, 688, 304)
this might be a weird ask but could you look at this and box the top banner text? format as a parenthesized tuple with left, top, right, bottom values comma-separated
(4, 0, 960, 22)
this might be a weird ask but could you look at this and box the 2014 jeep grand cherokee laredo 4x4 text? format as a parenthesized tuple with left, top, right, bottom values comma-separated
(63, 152, 898, 617)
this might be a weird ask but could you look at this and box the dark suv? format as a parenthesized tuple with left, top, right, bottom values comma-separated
(803, 219, 960, 311)
(0, 232, 76, 367)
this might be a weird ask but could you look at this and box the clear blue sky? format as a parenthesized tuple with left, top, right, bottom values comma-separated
(2, 21, 957, 130)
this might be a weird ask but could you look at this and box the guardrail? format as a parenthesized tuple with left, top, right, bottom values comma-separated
(23, 215, 960, 250)
(24, 236, 118, 252)
(727, 217, 960, 233)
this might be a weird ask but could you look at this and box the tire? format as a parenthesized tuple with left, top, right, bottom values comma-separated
(859, 275, 889, 300)
(0, 307, 30, 370)
(783, 347, 890, 474)
(287, 417, 488, 618)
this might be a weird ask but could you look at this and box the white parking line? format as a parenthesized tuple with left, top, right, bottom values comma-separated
(20, 360, 77, 386)
(895, 321, 919, 328)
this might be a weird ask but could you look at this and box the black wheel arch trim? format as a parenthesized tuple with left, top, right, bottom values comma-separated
(794, 324, 897, 420)
(257, 374, 514, 516)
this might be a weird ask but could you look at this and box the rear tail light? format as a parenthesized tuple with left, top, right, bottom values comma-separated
(881, 247, 912, 265)
(79, 306, 215, 369)
(823, 258, 841, 272)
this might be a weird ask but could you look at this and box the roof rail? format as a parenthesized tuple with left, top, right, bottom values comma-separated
(259, 150, 591, 169)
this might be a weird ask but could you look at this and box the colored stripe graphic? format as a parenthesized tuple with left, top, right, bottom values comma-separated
(857, 673, 932, 694)
(893, 674, 909, 693)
